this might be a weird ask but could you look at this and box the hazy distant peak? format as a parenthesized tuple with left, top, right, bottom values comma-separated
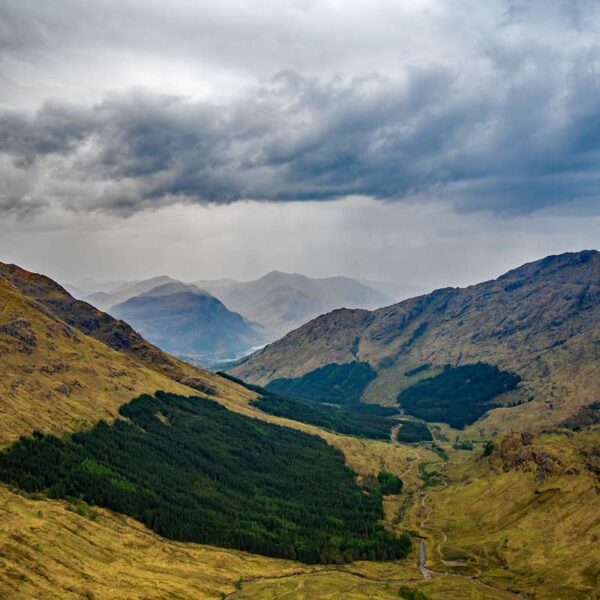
(192, 277, 238, 289)
(110, 283, 264, 357)
(83, 275, 181, 310)
(203, 270, 393, 342)
(256, 270, 306, 284)
(140, 281, 212, 298)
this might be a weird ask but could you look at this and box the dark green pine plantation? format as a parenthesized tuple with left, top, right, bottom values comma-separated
(0, 392, 411, 564)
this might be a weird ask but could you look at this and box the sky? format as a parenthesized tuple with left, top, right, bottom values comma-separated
(0, 0, 599, 288)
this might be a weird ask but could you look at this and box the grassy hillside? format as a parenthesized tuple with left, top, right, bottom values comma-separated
(422, 431, 600, 599)
(0, 484, 303, 599)
(0, 263, 424, 477)
(0, 267, 436, 598)
(0, 392, 411, 564)
(1, 481, 518, 600)
(2, 261, 598, 599)
(234, 251, 600, 433)
(0, 278, 199, 446)
(0, 262, 231, 397)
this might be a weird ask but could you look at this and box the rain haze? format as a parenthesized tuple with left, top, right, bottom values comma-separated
(1, 0, 599, 288)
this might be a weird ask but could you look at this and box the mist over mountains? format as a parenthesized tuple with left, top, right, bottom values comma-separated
(197, 271, 396, 342)
(72, 271, 402, 364)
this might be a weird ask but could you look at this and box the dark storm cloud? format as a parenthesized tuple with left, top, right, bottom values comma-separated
(1, 0, 600, 215)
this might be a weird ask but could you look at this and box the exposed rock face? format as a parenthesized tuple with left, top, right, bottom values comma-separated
(233, 251, 600, 432)
(580, 446, 600, 482)
(562, 402, 600, 430)
(498, 432, 563, 482)
(0, 317, 37, 350)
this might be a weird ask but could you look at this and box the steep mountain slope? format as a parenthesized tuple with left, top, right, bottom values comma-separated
(0, 263, 426, 494)
(0, 262, 419, 471)
(0, 485, 302, 599)
(1, 262, 597, 599)
(111, 284, 264, 358)
(205, 271, 392, 341)
(0, 263, 252, 416)
(0, 277, 196, 446)
(0, 262, 431, 597)
(233, 251, 600, 433)
(424, 431, 600, 599)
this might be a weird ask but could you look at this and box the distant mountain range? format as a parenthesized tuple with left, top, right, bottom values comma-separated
(70, 271, 401, 363)
(110, 283, 264, 359)
(196, 271, 395, 342)
(83, 276, 180, 310)
(233, 250, 600, 434)
(0, 262, 240, 446)
(62, 278, 130, 299)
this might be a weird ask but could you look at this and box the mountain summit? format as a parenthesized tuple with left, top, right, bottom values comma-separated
(111, 283, 264, 359)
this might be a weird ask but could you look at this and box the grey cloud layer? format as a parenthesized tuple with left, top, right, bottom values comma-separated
(1, 0, 600, 215)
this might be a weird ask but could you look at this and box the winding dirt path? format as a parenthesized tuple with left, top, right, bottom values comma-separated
(225, 438, 529, 599)
(222, 567, 425, 599)
(416, 462, 530, 599)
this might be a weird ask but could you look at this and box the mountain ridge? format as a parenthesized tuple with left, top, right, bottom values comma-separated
(205, 270, 393, 341)
(233, 250, 600, 434)
(0, 262, 249, 405)
(1, 259, 598, 599)
(76, 271, 393, 361)
(85, 276, 178, 310)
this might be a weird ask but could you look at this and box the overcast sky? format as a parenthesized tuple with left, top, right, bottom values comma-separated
(1, 0, 599, 288)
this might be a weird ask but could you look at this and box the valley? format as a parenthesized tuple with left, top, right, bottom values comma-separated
(0, 256, 598, 599)
(3, 2, 599, 597)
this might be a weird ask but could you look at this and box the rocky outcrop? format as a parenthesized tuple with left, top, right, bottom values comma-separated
(498, 432, 563, 482)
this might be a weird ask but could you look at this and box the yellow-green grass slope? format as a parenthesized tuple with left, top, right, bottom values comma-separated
(0, 268, 433, 599)
(0, 277, 251, 447)
(1, 263, 597, 599)
(422, 431, 600, 600)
